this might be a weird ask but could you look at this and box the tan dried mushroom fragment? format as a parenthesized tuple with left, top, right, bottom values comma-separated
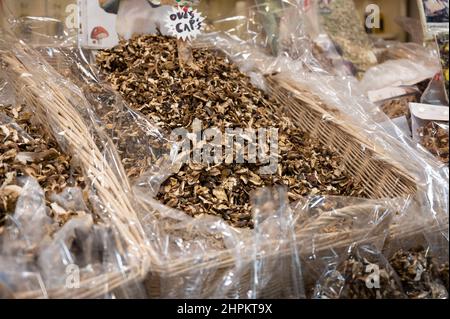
(418, 122, 449, 165)
(389, 248, 449, 299)
(82, 83, 168, 181)
(0, 104, 87, 228)
(380, 95, 417, 120)
(96, 35, 364, 228)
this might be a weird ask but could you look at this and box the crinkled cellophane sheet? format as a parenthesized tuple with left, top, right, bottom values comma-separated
(0, 14, 448, 299)
(1, 41, 153, 298)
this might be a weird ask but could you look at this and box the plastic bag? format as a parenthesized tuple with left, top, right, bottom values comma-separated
(250, 187, 305, 299)
(415, 121, 449, 164)
(0, 107, 146, 298)
(310, 198, 449, 299)
(361, 41, 441, 106)
(238, 0, 355, 76)
(410, 102, 449, 164)
(421, 73, 449, 105)
(0, 255, 47, 299)
(360, 59, 440, 93)
(313, 244, 406, 299)
(374, 41, 435, 63)
(0, 1, 77, 48)
(315, 0, 377, 76)
(290, 195, 400, 297)
(1, 38, 150, 298)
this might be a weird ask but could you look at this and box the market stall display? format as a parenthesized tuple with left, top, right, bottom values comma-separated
(0, 0, 448, 300)
(0, 34, 433, 299)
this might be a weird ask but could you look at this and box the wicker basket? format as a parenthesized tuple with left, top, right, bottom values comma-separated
(1, 49, 155, 298)
(265, 75, 418, 199)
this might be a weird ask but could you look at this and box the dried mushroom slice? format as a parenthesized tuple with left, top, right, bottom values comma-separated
(96, 35, 364, 228)
(315, 247, 406, 299)
(389, 247, 449, 299)
(1, 104, 87, 227)
(418, 122, 449, 165)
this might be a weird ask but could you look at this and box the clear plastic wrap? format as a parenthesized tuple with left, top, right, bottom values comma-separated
(0, 110, 146, 299)
(0, 4, 448, 300)
(199, 1, 350, 77)
(1, 37, 149, 298)
(364, 40, 446, 105)
(410, 102, 449, 165)
(374, 41, 438, 64)
(291, 195, 398, 297)
(305, 197, 449, 299)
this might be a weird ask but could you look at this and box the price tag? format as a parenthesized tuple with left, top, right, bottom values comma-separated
(166, 6, 205, 41)
(410, 103, 449, 122)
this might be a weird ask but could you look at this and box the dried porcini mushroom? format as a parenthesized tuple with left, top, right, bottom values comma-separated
(418, 122, 449, 164)
(436, 32, 449, 98)
(380, 95, 417, 120)
(319, 0, 377, 76)
(96, 35, 364, 228)
(1, 104, 87, 228)
(315, 250, 405, 299)
(389, 247, 449, 299)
